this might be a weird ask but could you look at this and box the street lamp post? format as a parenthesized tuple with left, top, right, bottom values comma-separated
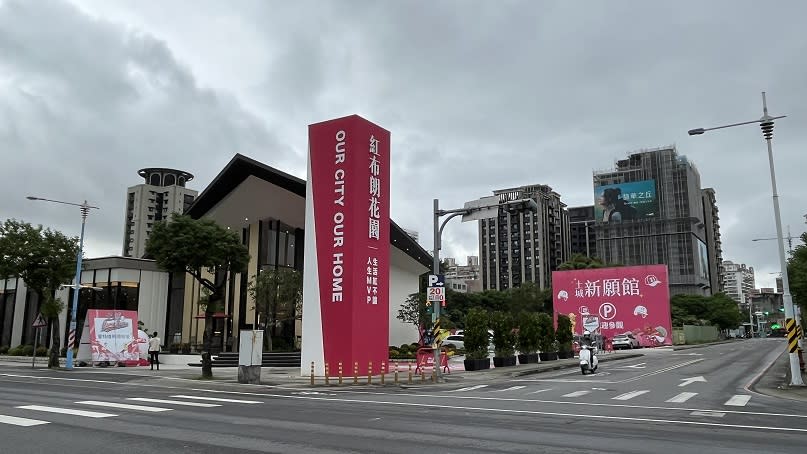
(27, 196, 99, 370)
(688, 92, 804, 386)
(432, 196, 538, 381)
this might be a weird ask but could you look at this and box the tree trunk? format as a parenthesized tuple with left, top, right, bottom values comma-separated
(200, 280, 225, 379)
(48, 318, 61, 368)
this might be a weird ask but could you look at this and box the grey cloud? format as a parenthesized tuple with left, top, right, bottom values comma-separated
(0, 0, 293, 256)
(3, 0, 806, 289)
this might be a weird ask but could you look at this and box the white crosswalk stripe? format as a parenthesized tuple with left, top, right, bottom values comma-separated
(170, 395, 262, 404)
(17, 405, 116, 418)
(449, 385, 488, 392)
(665, 392, 698, 403)
(562, 390, 591, 398)
(0, 414, 49, 427)
(612, 390, 650, 401)
(724, 395, 751, 407)
(493, 386, 526, 393)
(127, 398, 220, 407)
(77, 401, 173, 412)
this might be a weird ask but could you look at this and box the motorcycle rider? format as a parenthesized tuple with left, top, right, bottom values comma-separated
(580, 330, 599, 373)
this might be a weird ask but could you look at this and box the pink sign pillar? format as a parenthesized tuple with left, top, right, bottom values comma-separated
(301, 115, 391, 376)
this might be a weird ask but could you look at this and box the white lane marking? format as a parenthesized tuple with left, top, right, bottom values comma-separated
(0, 415, 49, 426)
(679, 376, 707, 387)
(127, 398, 220, 407)
(247, 392, 807, 433)
(170, 395, 262, 404)
(17, 405, 116, 418)
(623, 363, 647, 369)
(724, 395, 751, 407)
(448, 385, 488, 392)
(619, 359, 704, 383)
(665, 392, 698, 403)
(691, 411, 725, 418)
(513, 359, 704, 384)
(562, 390, 591, 397)
(184, 387, 807, 420)
(527, 388, 553, 394)
(493, 386, 526, 393)
(613, 390, 650, 401)
(76, 401, 172, 412)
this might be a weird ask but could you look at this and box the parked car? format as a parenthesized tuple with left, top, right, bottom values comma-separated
(612, 333, 640, 350)
(442, 332, 495, 352)
(442, 335, 465, 350)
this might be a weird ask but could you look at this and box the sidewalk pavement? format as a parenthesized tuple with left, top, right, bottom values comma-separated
(750, 349, 807, 402)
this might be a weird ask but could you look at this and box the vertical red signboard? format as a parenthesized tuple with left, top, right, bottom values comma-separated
(301, 115, 390, 376)
(552, 265, 672, 347)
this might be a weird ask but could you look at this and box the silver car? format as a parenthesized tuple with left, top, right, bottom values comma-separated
(612, 333, 640, 349)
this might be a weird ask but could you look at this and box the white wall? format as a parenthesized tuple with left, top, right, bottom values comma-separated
(138, 270, 169, 336)
(389, 262, 420, 346)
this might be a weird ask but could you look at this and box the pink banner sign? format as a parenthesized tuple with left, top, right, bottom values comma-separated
(87, 310, 141, 363)
(553, 265, 672, 347)
(302, 115, 391, 376)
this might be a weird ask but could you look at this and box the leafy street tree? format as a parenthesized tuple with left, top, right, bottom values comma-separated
(145, 214, 250, 378)
(248, 267, 302, 351)
(508, 281, 547, 314)
(557, 254, 609, 270)
(787, 232, 807, 326)
(670, 293, 744, 331)
(0, 219, 79, 368)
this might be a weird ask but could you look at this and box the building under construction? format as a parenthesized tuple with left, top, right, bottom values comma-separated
(593, 146, 723, 296)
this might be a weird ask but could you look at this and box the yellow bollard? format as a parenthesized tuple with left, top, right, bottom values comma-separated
(368, 361, 373, 385)
(325, 362, 330, 386)
(353, 362, 359, 385)
(310, 361, 315, 386)
(420, 369, 425, 383)
(408, 362, 413, 384)
(381, 361, 386, 385)
(431, 368, 436, 383)
(394, 361, 399, 384)
(338, 361, 343, 385)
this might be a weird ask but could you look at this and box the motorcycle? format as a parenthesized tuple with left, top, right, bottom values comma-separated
(579, 344, 599, 375)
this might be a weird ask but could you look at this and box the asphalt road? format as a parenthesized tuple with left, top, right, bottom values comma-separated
(0, 338, 803, 453)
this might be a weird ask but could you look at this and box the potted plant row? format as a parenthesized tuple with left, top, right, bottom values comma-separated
(490, 311, 517, 368)
(516, 312, 541, 364)
(462, 307, 491, 371)
(537, 313, 558, 361)
(555, 314, 575, 359)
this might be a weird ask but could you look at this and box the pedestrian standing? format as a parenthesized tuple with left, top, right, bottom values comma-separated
(148, 332, 161, 371)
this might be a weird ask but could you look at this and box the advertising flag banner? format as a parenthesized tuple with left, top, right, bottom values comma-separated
(553, 265, 672, 347)
(301, 115, 391, 376)
(87, 310, 140, 363)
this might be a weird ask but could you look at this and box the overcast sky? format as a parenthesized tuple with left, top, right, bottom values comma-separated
(2, 0, 805, 289)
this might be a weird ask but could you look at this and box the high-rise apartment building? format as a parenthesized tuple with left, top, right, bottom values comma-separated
(702, 188, 724, 293)
(478, 184, 570, 291)
(722, 260, 755, 304)
(593, 146, 721, 296)
(568, 205, 597, 258)
(123, 168, 198, 258)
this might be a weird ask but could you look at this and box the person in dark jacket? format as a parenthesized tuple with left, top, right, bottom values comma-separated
(599, 188, 637, 222)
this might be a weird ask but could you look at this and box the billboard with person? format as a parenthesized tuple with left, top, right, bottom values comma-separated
(594, 179, 658, 223)
(553, 265, 672, 347)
